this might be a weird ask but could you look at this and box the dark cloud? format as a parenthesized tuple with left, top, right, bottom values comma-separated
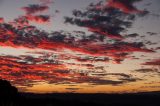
(76, 56, 110, 63)
(155, 47, 160, 50)
(64, 0, 148, 40)
(133, 68, 160, 73)
(22, 4, 49, 15)
(65, 7, 130, 40)
(142, 59, 160, 66)
(125, 33, 139, 38)
(145, 41, 157, 46)
(21, 3, 52, 24)
(89, 79, 123, 85)
(91, 73, 139, 83)
(147, 32, 158, 36)
(92, 73, 130, 77)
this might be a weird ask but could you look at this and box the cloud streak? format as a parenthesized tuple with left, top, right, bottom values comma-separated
(107, 0, 143, 13)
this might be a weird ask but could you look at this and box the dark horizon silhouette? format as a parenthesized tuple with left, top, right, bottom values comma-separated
(0, 79, 18, 98)
(0, 79, 160, 106)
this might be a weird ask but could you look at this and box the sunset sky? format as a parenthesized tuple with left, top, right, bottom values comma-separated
(0, 0, 160, 93)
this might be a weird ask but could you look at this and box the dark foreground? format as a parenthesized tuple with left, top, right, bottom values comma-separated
(0, 79, 160, 106)
(1, 92, 160, 106)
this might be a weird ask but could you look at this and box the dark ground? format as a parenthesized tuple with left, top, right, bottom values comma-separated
(1, 91, 160, 106)
(0, 79, 160, 106)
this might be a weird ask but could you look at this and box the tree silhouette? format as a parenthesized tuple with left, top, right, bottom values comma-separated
(0, 79, 18, 99)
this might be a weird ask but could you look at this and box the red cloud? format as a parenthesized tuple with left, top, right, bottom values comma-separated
(0, 55, 137, 87)
(0, 17, 4, 23)
(25, 15, 50, 24)
(0, 55, 69, 83)
(12, 16, 29, 28)
(0, 0, 153, 65)
(107, 0, 142, 13)
(0, 22, 153, 64)
(0, 56, 66, 72)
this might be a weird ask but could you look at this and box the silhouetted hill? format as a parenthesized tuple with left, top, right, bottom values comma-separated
(0, 79, 19, 106)
(20, 92, 160, 106)
(0, 79, 160, 106)
(0, 79, 18, 98)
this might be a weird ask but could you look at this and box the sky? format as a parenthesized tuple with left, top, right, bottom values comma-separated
(0, 0, 160, 93)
